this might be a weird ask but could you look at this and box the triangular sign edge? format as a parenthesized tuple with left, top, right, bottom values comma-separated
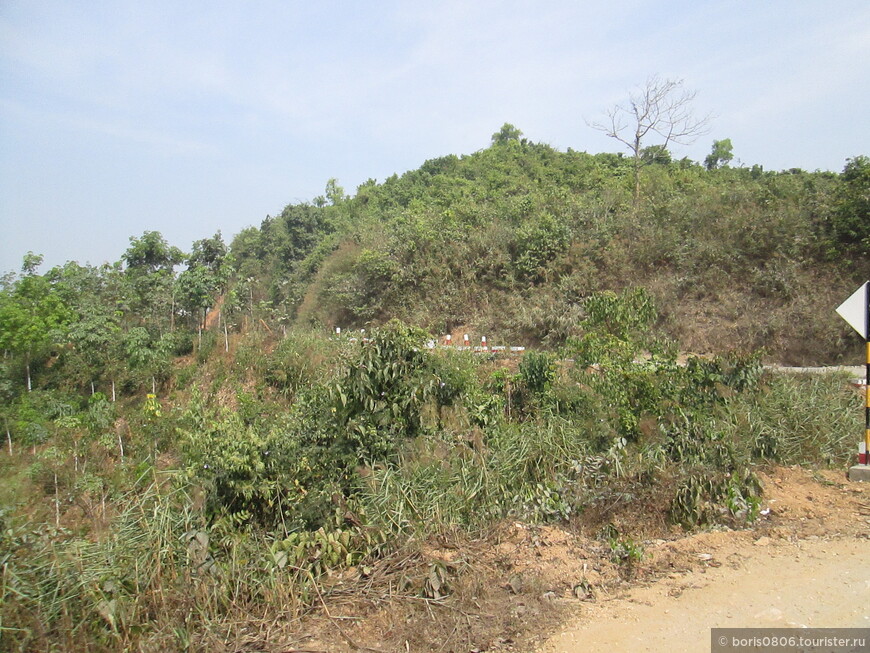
(835, 281, 869, 339)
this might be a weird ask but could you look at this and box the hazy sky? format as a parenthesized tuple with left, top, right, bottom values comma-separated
(2, 1, 868, 273)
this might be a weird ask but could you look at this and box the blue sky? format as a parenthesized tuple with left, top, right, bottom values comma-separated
(1, 1, 868, 273)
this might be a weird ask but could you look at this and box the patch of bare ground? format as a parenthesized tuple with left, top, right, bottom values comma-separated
(257, 466, 870, 653)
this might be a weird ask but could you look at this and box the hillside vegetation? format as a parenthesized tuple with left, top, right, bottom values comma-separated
(228, 132, 866, 365)
(0, 129, 868, 651)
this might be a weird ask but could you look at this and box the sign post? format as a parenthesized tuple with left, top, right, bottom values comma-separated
(836, 282, 870, 480)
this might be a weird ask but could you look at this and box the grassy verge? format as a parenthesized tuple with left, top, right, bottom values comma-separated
(0, 316, 862, 651)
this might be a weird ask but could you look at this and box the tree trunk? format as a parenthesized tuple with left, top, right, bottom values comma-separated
(54, 473, 60, 527)
(632, 139, 642, 206)
(634, 161, 641, 204)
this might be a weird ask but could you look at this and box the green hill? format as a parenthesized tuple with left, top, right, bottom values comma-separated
(230, 129, 868, 363)
(0, 129, 868, 652)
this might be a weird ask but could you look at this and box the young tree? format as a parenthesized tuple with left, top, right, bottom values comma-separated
(122, 231, 184, 332)
(50, 262, 123, 393)
(187, 231, 229, 276)
(176, 266, 218, 329)
(591, 76, 710, 201)
(0, 255, 73, 391)
(491, 123, 523, 146)
(122, 231, 184, 273)
(324, 178, 348, 206)
(177, 231, 231, 328)
(705, 138, 734, 170)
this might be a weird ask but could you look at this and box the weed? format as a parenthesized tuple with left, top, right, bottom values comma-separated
(518, 351, 556, 394)
(670, 468, 762, 528)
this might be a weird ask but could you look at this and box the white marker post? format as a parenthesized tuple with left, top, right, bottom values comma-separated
(836, 281, 870, 479)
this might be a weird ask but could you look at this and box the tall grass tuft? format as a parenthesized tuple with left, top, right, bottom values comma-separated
(0, 477, 311, 652)
(718, 371, 862, 466)
(358, 418, 603, 536)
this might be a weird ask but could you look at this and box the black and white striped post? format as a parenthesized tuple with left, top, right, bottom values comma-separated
(837, 281, 870, 480)
(865, 292, 870, 466)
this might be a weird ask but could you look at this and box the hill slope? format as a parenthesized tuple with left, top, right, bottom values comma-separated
(230, 134, 868, 364)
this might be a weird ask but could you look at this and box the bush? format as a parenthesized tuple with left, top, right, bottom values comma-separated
(518, 351, 555, 394)
(670, 469, 762, 527)
(329, 321, 438, 462)
(582, 287, 657, 341)
(511, 214, 570, 282)
(321, 248, 401, 323)
(264, 330, 336, 398)
(830, 156, 870, 256)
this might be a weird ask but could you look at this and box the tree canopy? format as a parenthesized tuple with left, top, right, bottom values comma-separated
(0, 259, 73, 389)
(705, 138, 734, 170)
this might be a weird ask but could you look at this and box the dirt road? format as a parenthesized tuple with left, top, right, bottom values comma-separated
(538, 534, 870, 652)
(536, 466, 870, 653)
(287, 467, 870, 652)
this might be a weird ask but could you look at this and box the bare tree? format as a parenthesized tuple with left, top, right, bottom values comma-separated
(591, 76, 711, 202)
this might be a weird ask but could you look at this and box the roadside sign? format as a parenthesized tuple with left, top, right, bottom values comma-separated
(836, 281, 869, 339)
(838, 281, 870, 475)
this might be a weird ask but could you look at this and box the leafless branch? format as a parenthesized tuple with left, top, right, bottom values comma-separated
(590, 75, 711, 201)
(592, 75, 710, 157)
